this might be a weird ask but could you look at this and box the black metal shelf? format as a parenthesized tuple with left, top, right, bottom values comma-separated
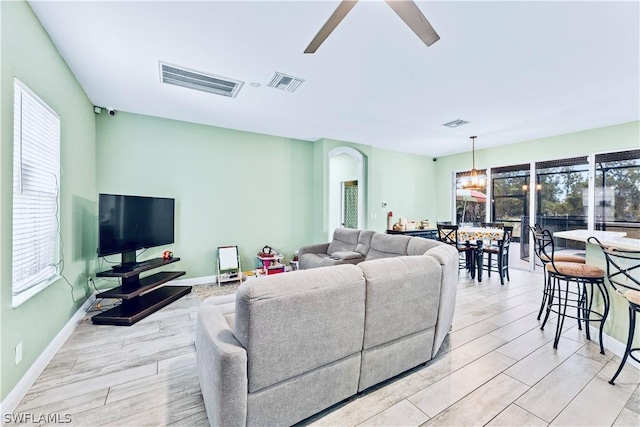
(97, 271, 185, 300)
(92, 257, 189, 326)
(91, 286, 192, 326)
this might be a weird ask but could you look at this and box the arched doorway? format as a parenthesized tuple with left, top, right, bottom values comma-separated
(328, 147, 365, 240)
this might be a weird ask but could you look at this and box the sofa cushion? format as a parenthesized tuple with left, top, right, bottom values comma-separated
(246, 353, 361, 426)
(359, 329, 434, 392)
(234, 264, 366, 393)
(327, 228, 360, 254)
(355, 230, 375, 255)
(358, 255, 442, 349)
(331, 251, 363, 260)
(299, 252, 333, 269)
(365, 233, 411, 261)
(407, 237, 442, 256)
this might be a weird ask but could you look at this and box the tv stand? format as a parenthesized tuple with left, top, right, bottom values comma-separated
(92, 257, 190, 326)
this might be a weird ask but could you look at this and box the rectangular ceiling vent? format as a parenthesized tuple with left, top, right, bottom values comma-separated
(159, 61, 243, 98)
(267, 72, 305, 92)
(442, 119, 470, 128)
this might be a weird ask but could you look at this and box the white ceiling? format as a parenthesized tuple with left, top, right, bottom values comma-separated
(28, 0, 640, 157)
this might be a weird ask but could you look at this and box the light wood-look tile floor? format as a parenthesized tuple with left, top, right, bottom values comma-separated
(14, 268, 640, 426)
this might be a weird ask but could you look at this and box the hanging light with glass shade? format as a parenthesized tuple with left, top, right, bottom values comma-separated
(461, 136, 486, 190)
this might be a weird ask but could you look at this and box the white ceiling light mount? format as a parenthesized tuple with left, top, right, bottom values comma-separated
(443, 119, 470, 128)
(159, 61, 244, 98)
(267, 72, 305, 92)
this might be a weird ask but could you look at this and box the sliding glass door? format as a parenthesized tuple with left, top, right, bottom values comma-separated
(535, 156, 589, 252)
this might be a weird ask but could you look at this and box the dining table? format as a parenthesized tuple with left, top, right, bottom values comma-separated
(458, 226, 505, 282)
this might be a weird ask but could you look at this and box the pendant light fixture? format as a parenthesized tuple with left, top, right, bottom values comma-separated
(461, 136, 486, 190)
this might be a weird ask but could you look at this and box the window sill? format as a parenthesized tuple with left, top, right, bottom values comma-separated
(12, 274, 61, 308)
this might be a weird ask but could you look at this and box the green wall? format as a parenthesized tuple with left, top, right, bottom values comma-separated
(433, 121, 640, 221)
(369, 146, 436, 230)
(95, 112, 315, 276)
(0, 1, 97, 401)
(311, 138, 436, 242)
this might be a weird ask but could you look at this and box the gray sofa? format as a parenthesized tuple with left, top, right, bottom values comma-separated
(196, 230, 459, 426)
(297, 228, 375, 269)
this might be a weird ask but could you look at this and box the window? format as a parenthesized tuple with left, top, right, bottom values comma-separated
(12, 79, 61, 306)
(455, 170, 487, 225)
(491, 164, 530, 244)
(595, 149, 640, 238)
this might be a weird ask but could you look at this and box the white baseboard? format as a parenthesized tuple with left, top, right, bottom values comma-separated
(0, 294, 96, 420)
(589, 325, 640, 370)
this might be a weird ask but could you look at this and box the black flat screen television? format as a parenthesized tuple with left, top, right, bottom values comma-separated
(98, 193, 175, 266)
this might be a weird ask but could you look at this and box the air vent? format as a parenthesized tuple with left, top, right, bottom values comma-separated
(267, 72, 305, 92)
(443, 119, 470, 128)
(159, 62, 243, 98)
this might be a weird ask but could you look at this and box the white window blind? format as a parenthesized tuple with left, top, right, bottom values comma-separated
(12, 79, 61, 300)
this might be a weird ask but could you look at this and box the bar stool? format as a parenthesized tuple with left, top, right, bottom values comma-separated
(588, 236, 640, 385)
(537, 229, 609, 353)
(526, 224, 587, 320)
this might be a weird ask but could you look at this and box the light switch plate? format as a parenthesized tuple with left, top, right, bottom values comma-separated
(15, 342, 22, 365)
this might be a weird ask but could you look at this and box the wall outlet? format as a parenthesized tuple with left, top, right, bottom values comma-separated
(15, 342, 22, 365)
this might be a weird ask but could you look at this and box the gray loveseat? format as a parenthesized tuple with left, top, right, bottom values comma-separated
(196, 230, 459, 426)
(297, 228, 375, 269)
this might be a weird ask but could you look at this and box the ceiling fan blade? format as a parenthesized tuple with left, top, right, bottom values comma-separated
(385, 0, 440, 47)
(304, 0, 358, 54)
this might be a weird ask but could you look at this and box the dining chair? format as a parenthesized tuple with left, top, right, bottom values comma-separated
(480, 222, 505, 229)
(588, 236, 640, 385)
(482, 226, 513, 285)
(437, 223, 476, 278)
(535, 229, 608, 353)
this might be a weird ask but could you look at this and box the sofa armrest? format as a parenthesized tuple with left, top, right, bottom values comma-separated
(425, 245, 460, 358)
(196, 305, 248, 427)
(298, 242, 330, 256)
(331, 251, 363, 261)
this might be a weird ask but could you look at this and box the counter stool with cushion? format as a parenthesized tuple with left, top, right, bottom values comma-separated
(537, 229, 609, 353)
(589, 236, 640, 385)
(527, 224, 587, 320)
(437, 224, 476, 278)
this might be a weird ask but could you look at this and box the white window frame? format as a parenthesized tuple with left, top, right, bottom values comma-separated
(12, 79, 61, 307)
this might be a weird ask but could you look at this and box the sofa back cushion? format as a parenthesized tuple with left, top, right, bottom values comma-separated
(365, 233, 411, 261)
(327, 228, 360, 254)
(355, 230, 375, 256)
(407, 237, 445, 256)
(358, 256, 442, 349)
(234, 264, 366, 393)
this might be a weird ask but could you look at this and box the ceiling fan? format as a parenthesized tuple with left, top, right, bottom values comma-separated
(304, 0, 440, 54)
